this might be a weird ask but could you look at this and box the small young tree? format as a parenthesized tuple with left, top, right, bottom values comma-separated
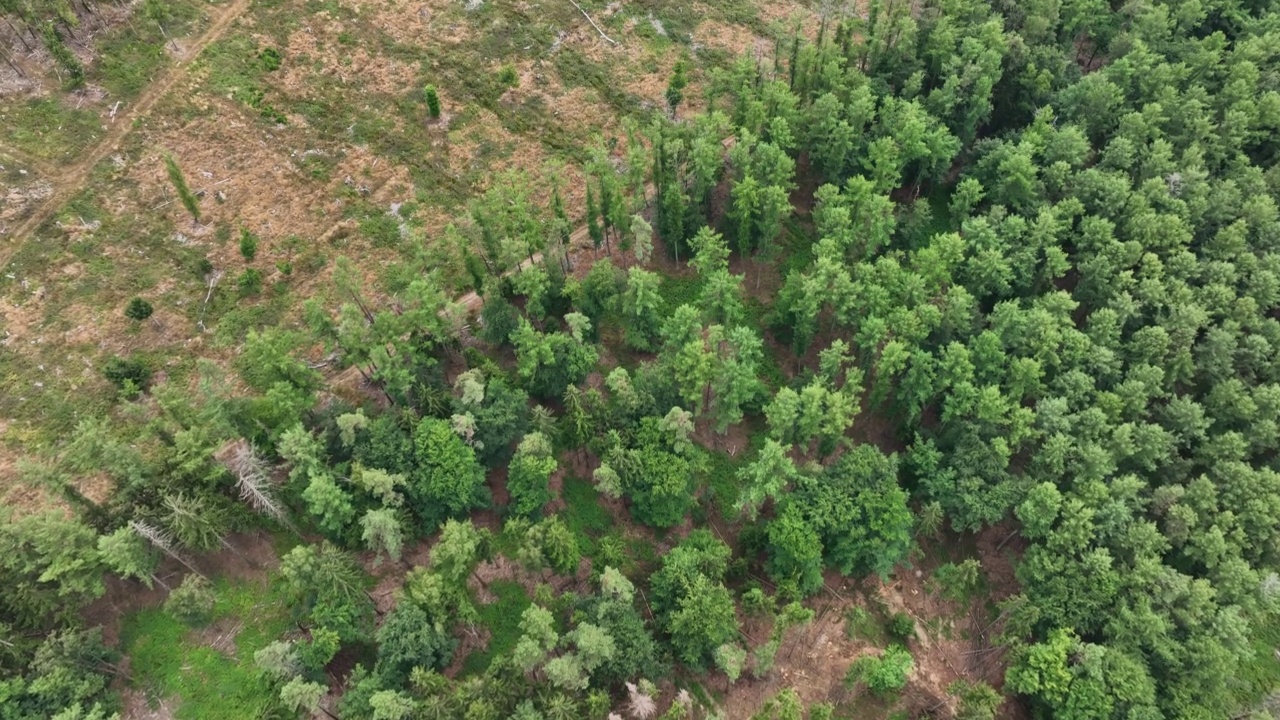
(164, 154, 201, 224)
(165, 574, 216, 626)
(668, 574, 739, 668)
(621, 268, 663, 351)
(429, 519, 492, 584)
(124, 297, 153, 322)
(424, 84, 442, 119)
(660, 406, 696, 454)
(255, 640, 301, 681)
(714, 642, 747, 682)
(586, 184, 604, 253)
(369, 690, 416, 720)
(850, 645, 913, 696)
(374, 600, 456, 683)
(593, 463, 623, 499)
(238, 228, 258, 260)
(512, 604, 559, 673)
(163, 493, 230, 552)
(666, 60, 688, 117)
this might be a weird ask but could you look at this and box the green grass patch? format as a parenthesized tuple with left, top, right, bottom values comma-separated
(95, 0, 201, 98)
(778, 217, 816, 277)
(197, 33, 288, 123)
(657, 271, 704, 311)
(560, 474, 612, 556)
(698, 446, 742, 517)
(694, 425, 768, 517)
(459, 580, 531, 676)
(1, 98, 103, 162)
(844, 604, 889, 646)
(120, 576, 291, 720)
(209, 281, 295, 346)
(552, 48, 640, 116)
(96, 37, 167, 99)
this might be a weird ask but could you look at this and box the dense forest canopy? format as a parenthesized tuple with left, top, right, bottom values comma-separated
(4, 0, 1280, 718)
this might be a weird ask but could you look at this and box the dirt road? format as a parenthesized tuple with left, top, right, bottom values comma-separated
(0, 0, 253, 271)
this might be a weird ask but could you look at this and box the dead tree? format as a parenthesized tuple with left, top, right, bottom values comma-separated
(129, 520, 203, 577)
(216, 438, 296, 532)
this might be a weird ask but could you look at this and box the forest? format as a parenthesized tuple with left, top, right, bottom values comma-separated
(3, 0, 1280, 718)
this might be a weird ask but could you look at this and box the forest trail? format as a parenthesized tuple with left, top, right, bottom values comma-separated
(0, 0, 253, 271)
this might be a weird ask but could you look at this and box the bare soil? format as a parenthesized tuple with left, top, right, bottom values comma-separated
(119, 687, 178, 720)
(717, 542, 1022, 718)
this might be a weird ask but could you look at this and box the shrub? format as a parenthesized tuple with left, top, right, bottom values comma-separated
(193, 257, 215, 278)
(888, 611, 916, 642)
(934, 558, 982, 601)
(849, 645, 913, 696)
(165, 575, 216, 626)
(259, 47, 282, 71)
(239, 228, 259, 260)
(102, 355, 151, 398)
(124, 297, 154, 322)
(497, 64, 518, 87)
(950, 680, 1003, 720)
(238, 268, 263, 297)
(740, 586, 775, 616)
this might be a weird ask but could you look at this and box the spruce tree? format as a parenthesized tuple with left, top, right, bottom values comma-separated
(124, 297, 154, 322)
(665, 61, 688, 117)
(424, 84, 441, 119)
(586, 184, 604, 253)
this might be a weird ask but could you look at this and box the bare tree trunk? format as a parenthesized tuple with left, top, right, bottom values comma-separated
(3, 18, 36, 52)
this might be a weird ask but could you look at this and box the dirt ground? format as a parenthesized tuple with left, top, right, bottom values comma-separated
(119, 688, 178, 720)
(717, 523, 1025, 718)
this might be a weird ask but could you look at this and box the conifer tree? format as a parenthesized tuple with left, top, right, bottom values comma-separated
(586, 184, 604, 254)
(424, 84, 441, 119)
(666, 60, 688, 117)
